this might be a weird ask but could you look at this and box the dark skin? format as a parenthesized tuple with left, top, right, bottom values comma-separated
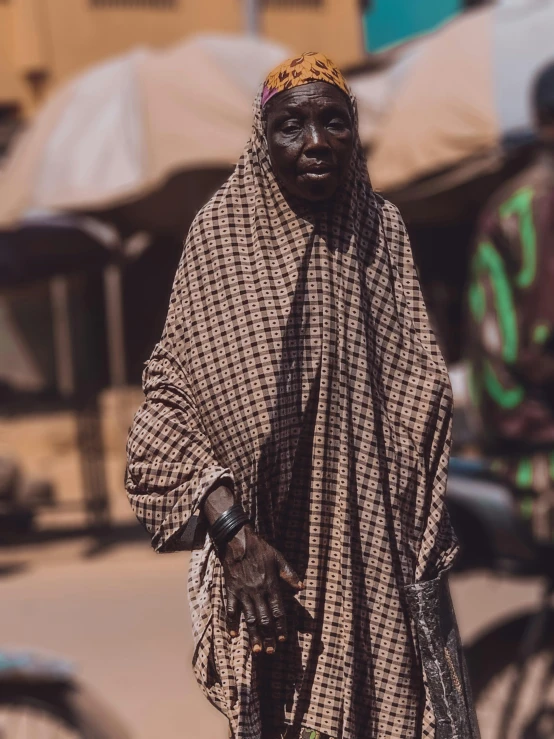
(203, 486, 303, 655)
(201, 82, 355, 655)
(265, 81, 354, 202)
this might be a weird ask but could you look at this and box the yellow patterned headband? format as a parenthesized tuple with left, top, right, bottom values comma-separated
(261, 52, 350, 107)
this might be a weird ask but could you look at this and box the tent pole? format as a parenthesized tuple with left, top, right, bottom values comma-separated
(103, 263, 127, 388)
(50, 276, 75, 398)
(244, 0, 260, 34)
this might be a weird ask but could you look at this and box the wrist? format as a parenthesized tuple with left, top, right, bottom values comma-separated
(209, 503, 250, 554)
(202, 485, 235, 527)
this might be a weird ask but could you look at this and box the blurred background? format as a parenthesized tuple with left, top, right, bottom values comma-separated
(1, 1, 554, 737)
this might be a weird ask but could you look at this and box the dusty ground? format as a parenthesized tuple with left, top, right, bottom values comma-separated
(0, 541, 229, 739)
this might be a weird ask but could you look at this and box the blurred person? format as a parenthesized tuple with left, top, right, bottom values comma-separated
(126, 53, 477, 739)
(466, 61, 554, 541)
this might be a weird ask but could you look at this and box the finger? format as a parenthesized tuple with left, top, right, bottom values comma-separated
(241, 595, 263, 654)
(254, 595, 276, 655)
(268, 588, 287, 643)
(275, 550, 304, 591)
(226, 590, 240, 638)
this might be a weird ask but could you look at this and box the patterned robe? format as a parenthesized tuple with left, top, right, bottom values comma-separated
(126, 90, 477, 739)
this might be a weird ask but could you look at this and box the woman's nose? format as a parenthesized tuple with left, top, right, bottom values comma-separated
(304, 123, 329, 152)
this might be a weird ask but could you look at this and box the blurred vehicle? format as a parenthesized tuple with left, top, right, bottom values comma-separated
(0, 648, 130, 739)
(448, 457, 554, 739)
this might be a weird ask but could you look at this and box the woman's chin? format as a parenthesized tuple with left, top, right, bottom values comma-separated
(295, 175, 339, 202)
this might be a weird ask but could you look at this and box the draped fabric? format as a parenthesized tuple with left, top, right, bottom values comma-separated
(126, 86, 459, 739)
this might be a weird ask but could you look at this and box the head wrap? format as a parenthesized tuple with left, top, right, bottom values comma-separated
(261, 51, 350, 107)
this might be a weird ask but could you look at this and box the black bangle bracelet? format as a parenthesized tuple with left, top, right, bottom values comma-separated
(209, 504, 249, 551)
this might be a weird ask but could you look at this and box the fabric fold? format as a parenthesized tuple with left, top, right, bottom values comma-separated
(126, 341, 234, 553)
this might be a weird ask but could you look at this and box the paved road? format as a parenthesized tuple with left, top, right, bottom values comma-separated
(0, 535, 543, 739)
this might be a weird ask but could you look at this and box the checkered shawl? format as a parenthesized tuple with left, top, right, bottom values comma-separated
(126, 88, 458, 739)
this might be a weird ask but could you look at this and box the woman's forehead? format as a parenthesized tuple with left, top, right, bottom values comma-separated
(265, 82, 352, 115)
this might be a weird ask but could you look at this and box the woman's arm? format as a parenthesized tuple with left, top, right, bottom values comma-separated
(127, 342, 303, 653)
(126, 342, 233, 552)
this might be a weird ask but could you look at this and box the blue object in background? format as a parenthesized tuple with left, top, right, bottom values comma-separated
(363, 0, 463, 53)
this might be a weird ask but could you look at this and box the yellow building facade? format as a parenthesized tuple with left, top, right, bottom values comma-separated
(0, 0, 365, 116)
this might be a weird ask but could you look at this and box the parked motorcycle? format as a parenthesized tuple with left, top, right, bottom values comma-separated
(0, 649, 130, 739)
(448, 457, 554, 739)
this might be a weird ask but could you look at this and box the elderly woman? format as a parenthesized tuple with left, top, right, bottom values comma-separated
(126, 54, 477, 739)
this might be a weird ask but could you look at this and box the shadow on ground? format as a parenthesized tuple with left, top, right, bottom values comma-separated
(0, 519, 147, 565)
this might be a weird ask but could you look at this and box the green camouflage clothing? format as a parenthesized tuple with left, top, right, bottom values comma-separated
(467, 156, 554, 539)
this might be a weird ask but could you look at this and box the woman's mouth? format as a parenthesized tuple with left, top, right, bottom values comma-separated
(300, 164, 335, 181)
(303, 171, 332, 181)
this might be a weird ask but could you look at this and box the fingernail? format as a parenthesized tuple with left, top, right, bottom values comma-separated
(298, 582, 305, 590)
(278, 636, 286, 642)
(253, 645, 262, 654)
(266, 647, 275, 655)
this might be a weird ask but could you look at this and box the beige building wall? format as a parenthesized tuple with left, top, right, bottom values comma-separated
(264, 0, 364, 68)
(0, 0, 364, 116)
(0, 2, 28, 109)
(41, 0, 243, 88)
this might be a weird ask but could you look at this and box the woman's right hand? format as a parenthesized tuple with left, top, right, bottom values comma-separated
(222, 524, 304, 654)
(202, 485, 303, 654)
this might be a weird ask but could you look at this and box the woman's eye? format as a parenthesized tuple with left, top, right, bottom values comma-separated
(281, 121, 301, 134)
(328, 118, 347, 131)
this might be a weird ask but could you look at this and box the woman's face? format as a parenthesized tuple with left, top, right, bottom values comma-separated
(265, 81, 354, 203)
